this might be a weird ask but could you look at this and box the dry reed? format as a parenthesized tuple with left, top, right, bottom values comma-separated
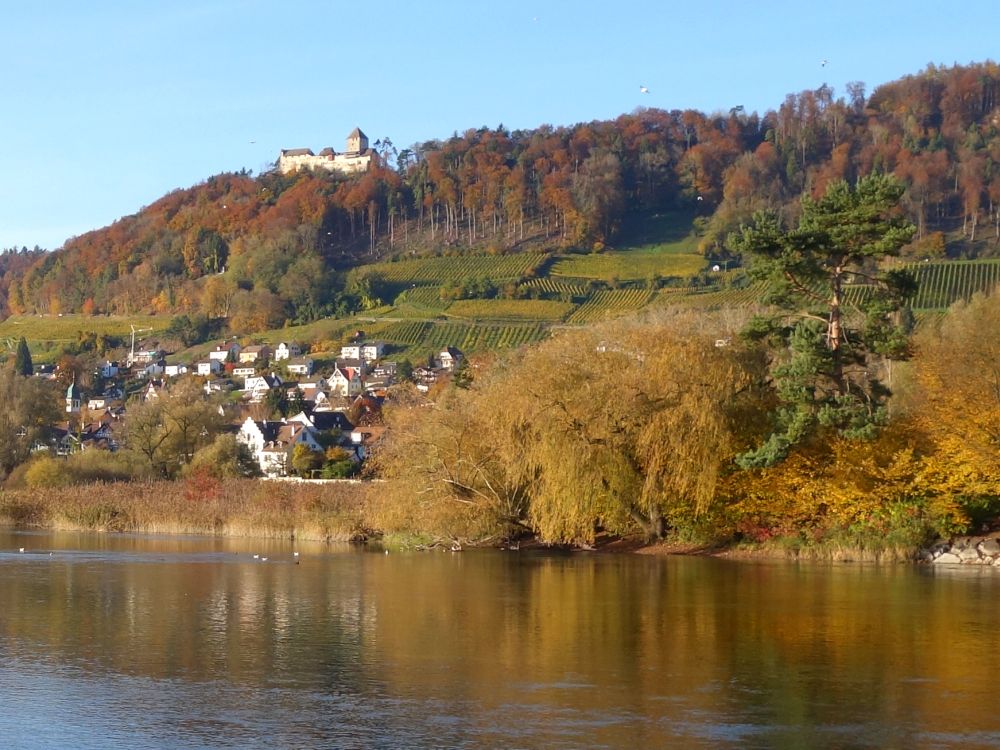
(0, 477, 373, 542)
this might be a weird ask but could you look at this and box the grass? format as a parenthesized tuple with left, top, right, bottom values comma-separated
(550, 246, 705, 282)
(446, 299, 575, 321)
(359, 253, 546, 285)
(0, 314, 172, 362)
(565, 290, 654, 323)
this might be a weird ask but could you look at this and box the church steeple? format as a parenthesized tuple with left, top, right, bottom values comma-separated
(66, 376, 81, 413)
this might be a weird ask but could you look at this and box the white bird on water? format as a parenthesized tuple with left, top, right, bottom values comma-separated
(18, 547, 24, 553)
(253, 554, 259, 559)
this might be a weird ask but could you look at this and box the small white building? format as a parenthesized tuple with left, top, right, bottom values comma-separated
(196, 359, 222, 377)
(340, 343, 362, 360)
(360, 341, 385, 362)
(286, 357, 315, 376)
(209, 342, 241, 362)
(164, 363, 190, 378)
(437, 347, 464, 372)
(233, 365, 257, 378)
(274, 342, 302, 362)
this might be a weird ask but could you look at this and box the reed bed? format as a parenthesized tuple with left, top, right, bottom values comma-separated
(0, 478, 373, 543)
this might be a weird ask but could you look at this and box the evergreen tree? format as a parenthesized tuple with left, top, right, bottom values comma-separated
(14, 337, 32, 376)
(729, 174, 916, 467)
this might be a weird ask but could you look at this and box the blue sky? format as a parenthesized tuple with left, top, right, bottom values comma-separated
(1, 0, 995, 251)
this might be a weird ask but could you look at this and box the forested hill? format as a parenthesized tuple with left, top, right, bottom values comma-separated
(2, 61, 999, 329)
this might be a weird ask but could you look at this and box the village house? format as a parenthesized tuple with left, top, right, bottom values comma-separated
(277, 128, 375, 175)
(413, 366, 438, 393)
(129, 341, 164, 367)
(99, 361, 121, 378)
(340, 342, 363, 360)
(239, 344, 271, 364)
(87, 396, 109, 411)
(297, 386, 332, 411)
(274, 342, 302, 361)
(140, 360, 165, 379)
(285, 357, 314, 376)
(203, 379, 229, 395)
(49, 418, 118, 456)
(164, 363, 189, 378)
(243, 373, 283, 402)
(209, 342, 241, 362)
(237, 417, 324, 477)
(232, 365, 257, 378)
(196, 359, 222, 377)
(437, 346, 464, 371)
(327, 364, 363, 397)
(361, 341, 385, 362)
(340, 341, 384, 363)
(141, 381, 164, 402)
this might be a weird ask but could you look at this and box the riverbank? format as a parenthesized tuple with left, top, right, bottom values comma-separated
(0, 478, 976, 564)
(0, 478, 370, 542)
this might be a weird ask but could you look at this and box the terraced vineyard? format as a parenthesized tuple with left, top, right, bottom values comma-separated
(566, 290, 654, 323)
(906, 259, 1000, 309)
(379, 321, 434, 345)
(363, 253, 546, 285)
(659, 283, 769, 309)
(523, 278, 590, 297)
(377, 319, 549, 356)
(550, 248, 706, 281)
(396, 286, 448, 308)
(447, 299, 575, 321)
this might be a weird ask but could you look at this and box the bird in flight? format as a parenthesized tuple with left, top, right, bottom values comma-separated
(639, 85, 649, 94)
(821, 59, 828, 67)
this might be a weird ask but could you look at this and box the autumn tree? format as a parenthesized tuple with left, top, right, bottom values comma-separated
(122, 379, 225, 477)
(0, 365, 60, 477)
(729, 174, 916, 466)
(373, 314, 759, 545)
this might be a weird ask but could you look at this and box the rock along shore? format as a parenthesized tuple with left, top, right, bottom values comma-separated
(922, 536, 1000, 565)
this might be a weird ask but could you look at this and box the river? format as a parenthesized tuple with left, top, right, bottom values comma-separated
(0, 530, 998, 749)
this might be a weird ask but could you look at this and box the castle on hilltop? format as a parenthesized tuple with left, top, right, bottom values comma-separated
(277, 127, 375, 175)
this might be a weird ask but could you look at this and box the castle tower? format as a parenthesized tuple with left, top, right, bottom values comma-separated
(346, 127, 368, 155)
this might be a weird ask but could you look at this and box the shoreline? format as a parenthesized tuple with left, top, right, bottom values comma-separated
(1, 479, 988, 565)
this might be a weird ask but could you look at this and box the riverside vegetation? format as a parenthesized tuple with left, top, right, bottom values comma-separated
(3, 175, 1000, 556)
(5, 63, 1000, 554)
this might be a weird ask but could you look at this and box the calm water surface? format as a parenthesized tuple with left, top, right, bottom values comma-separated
(0, 530, 998, 749)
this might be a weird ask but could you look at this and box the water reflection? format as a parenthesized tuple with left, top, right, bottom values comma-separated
(0, 531, 998, 748)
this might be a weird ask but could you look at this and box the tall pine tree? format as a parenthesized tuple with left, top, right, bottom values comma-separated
(14, 337, 32, 376)
(729, 174, 916, 467)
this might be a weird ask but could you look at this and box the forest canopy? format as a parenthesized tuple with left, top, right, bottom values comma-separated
(2, 61, 1000, 325)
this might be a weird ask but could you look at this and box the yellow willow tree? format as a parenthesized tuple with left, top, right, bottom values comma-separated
(372, 314, 759, 545)
(369, 382, 535, 543)
(905, 291, 1000, 526)
(505, 319, 757, 543)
